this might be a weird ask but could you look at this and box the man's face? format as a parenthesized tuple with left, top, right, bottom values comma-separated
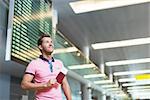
(39, 37, 54, 54)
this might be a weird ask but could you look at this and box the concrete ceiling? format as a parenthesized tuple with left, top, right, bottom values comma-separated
(53, 0, 150, 98)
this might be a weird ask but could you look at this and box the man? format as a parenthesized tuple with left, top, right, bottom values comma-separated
(21, 34, 72, 100)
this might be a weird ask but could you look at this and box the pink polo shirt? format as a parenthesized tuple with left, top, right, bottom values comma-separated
(25, 56, 67, 100)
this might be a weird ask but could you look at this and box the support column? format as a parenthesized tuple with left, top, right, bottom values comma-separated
(0, 73, 10, 100)
(83, 46, 90, 63)
(81, 83, 92, 100)
(110, 95, 115, 100)
(100, 51, 105, 74)
(101, 92, 106, 100)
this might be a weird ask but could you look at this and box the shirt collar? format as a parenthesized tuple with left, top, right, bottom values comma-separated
(39, 55, 55, 62)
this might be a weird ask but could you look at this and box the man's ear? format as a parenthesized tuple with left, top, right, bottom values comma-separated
(38, 45, 42, 50)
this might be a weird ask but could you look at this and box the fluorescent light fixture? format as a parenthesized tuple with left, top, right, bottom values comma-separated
(101, 84, 118, 88)
(106, 58, 150, 66)
(69, 0, 150, 14)
(122, 80, 150, 87)
(106, 88, 120, 91)
(128, 86, 150, 90)
(131, 92, 150, 95)
(83, 74, 106, 78)
(115, 94, 127, 97)
(94, 80, 112, 84)
(114, 70, 150, 76)
(68, 64, 96, 70)
(128, 89, 150, 93)
(53, 47, 78, 54)
(119, 78, 136, 82)
(119, 77, 150, 83)
(92, 37, 150, 50)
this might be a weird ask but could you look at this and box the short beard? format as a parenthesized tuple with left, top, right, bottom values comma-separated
(46, 51, 53, 55)
(42, 50, 53, 55)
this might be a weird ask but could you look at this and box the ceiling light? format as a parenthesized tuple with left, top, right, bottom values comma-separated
(68, 64, 96, 69)
(122, 80, 150, 87)
(101, 84, 118, 88)
(92, 37, 150, 50)
(69, 0, 150, 14)
(106, 58, 150, 66)
(53, 47, 78, 54)
(94, 80, 112, 84)
(119, 77, 150, 82)
(131, 92, 150, 96)
(106, 88, 120, 91)
(119, 78, 136, 82)
(127, 89, 150, 93)
(114, 70, 150, 76)
(115, 94, 127, 97)
(83, 74, 106, 78)
(128, 86, 150, 90)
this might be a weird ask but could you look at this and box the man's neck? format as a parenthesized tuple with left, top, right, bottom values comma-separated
(42, 54, 52, 60)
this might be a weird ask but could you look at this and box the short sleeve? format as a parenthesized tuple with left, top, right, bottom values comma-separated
(60, 61, 68, 75)
(25, 60, 37, 76)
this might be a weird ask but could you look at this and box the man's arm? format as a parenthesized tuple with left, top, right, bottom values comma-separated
(62, 77, 72, 100)
(21, 74, 54, 90)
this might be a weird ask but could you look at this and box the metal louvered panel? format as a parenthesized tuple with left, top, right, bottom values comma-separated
(6, 0, 52, 65)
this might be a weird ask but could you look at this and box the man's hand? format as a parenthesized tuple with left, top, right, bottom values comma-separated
(44, 79, 57, 88)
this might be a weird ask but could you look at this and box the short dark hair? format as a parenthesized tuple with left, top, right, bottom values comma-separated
(37, 34, 51, 46)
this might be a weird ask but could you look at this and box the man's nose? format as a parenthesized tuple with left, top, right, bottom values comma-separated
(49, 43, 53, 46)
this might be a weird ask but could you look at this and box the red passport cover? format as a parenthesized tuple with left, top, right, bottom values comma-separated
(56, 72, 65, 84)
